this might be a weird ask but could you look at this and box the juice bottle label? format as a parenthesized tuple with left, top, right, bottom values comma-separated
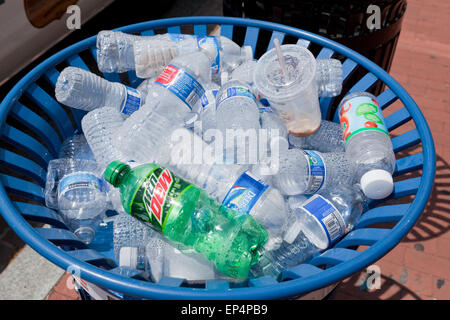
(339, 94, 389, 144)
(222, 171, 269, 215)
(155, 64, 205, 111)
(58, 172, 104, 196)
(303, 150, 326, 194)
(301, 194, 346, 247)
(121, 86, 142, 115)
(197, 36, 221, 75)
(130, 166, 192, 232)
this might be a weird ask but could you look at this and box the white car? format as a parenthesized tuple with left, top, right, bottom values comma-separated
(0, 0, 114, 86)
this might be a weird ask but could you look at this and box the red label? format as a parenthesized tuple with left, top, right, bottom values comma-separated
(148, 169, 173, 224)
(156, 65, 179, 85)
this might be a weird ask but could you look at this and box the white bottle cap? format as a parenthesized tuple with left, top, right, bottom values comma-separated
(360, 169, 394, 200)
(244, 46, 253, 61)
(119, 247, 138, 269)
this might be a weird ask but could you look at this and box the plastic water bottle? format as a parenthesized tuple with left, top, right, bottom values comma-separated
(272, 149, 354, 196)
(338, 92, 395, 200)
(316, 59, 343, 97)
(81, 107, 127, 170)
(136, 76, 157, 100)
(45, 158, 108, 244)
(113, 111, 287, 250)
(215, 79, 261, 163)
(288, 120, 345, 153)
(104, 161, 268, 279)
(119, 234, 222, 282)
(58, 134, 95, 161)
(96, 31, 252, 81)
(142, 50, 212, 126)
(252, 184, 364, 277)
(198, 82, 220, 137)
(96, 31, 197, 76)
(55, 67, 144, 117)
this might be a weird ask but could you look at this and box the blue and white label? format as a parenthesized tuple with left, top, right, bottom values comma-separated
(197, 36, 220, 74)
(303, 150, 326, 194)
(301, 194, 346, 247)
(222, 171, 269, 215)
(121, 86, 142, 116)
(201, 89, 218, 109)
(217, 86, 257, 107)
(155, 64, 205, 111)
(58, 172, 104, 196)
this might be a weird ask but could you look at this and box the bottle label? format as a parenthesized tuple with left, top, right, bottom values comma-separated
(121, 86, 142, 116)
(256, 92, 271, 108)
(197, 36, 220, 75)
(258, 105, 273, 113)
(222, 171, 269, 215)
(130, 166, 192, 233)
(339, 94, 389, 144)
(301, 194, 346, 247)
(217, 85, 257, 107)
(155, 64, 206, 111)
(303, 150, 326, 194)
(58, 172, 104, 197)
(169, 33, 196, 42)
(201, 89, 219, 109)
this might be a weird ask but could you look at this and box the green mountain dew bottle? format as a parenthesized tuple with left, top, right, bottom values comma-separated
(104, 161, 268, 279)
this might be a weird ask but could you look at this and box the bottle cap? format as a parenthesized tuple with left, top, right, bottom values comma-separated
(119, 247, 138, 269)
(244, 46, 253, 61)
(360, 169, 394, 200)
(104, 160, 129, 187)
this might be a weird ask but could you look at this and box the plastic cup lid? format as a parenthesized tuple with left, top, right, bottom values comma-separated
(254, 44, 317, 102)
(119, 247, 138, 269)
(360, 169, 394, 200)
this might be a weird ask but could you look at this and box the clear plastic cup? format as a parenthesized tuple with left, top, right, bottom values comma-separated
(254, 44, 321, 137)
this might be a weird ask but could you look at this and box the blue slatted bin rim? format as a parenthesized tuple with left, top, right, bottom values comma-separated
(0, 17, 436, 300)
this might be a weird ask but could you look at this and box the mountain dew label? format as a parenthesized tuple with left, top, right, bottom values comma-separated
(130, 166, 192, 232)
(339, 95, 389, 145)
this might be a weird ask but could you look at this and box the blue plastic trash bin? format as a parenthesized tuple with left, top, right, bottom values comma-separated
(0, 16, 435, 300)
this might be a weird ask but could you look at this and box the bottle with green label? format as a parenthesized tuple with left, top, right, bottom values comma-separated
(104, 161, 268, 279)
(338, 92, 396, 200)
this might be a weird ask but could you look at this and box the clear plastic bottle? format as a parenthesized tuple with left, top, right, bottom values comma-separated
(81, 107, 130, 213)
(58, 134, 95, 161)
(198, 82, 220, 138)
(55, 67, 145, 117)
(45, 158, 108, 244)
(215, 79, 261, 164)
(96, 31, 198, 76)
(252, 184, 364, 278)
(113, 112, 287, 250)
(81, 107, 127, 170)
(96, 31, 252, 81)
(141, 50, 212, 126)
(288, 120, 345, 153)
(272, 149, 354, 196)
(316, 59, 343, 97)
(338, 92, 395, 200)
